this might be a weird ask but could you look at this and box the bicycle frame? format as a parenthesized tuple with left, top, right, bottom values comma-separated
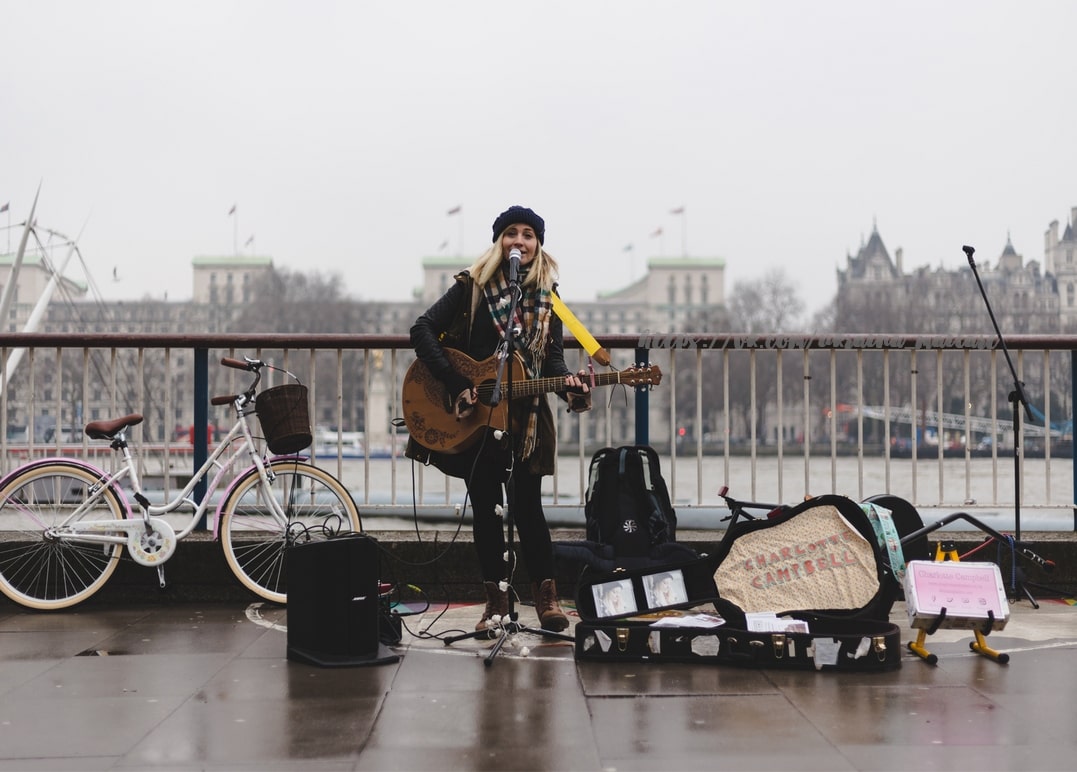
(5, 397, 295, 561)
(717, 485, 785, 526)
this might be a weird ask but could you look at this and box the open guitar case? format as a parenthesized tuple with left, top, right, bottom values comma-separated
(574, 494, 922, 671)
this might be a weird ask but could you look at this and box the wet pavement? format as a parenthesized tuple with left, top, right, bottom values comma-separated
(1, 594, 1075, 771)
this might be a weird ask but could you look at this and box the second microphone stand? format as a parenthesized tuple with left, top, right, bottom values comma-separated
(964, 244, 1040, 606)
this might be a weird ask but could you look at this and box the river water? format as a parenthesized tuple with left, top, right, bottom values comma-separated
(328, 454, 1076, 532)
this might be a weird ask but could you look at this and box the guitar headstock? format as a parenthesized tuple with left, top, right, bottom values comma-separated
(620, 364, 663, 387)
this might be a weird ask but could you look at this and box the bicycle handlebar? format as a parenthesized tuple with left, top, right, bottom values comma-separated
(718, 485, 782, 513)
(213, 356, 265, 405)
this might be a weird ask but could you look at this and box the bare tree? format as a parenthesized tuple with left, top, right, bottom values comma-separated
(728, 268, 805, 334)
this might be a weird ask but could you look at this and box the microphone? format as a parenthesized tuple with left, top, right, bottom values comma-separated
(1016, 546, 1055, 573)
(508, 248, 522, 284)
(962, 245, 975, 266)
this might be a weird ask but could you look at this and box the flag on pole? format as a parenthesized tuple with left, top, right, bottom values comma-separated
(650, 227, 663, 237)
(245, 235, 254, 247)
(623, 243, 633, 252)
(447, 205, 462, 215)
(670, 206, 685, 215)
(228, 204, 236, 216)
(0, 202, 8, 214)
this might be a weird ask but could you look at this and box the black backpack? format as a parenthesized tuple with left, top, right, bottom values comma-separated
(584, 446, 677, 558)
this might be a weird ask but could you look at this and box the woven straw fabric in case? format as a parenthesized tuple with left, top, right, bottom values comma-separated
(256, 384, 312, 454)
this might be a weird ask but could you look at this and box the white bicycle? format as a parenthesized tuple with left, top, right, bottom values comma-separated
(0, 356, 361, 610)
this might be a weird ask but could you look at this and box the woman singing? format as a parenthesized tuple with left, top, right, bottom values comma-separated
(409, 205, 590, 632)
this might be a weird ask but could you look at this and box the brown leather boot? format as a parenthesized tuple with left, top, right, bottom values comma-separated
(475, 581, 509, 632)
(532, 578, 569, 632)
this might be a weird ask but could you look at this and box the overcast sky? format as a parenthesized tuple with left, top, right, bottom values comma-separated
(3, 0, 1076, 323)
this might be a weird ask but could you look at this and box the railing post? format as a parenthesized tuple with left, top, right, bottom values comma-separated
(194, 348, 209, 529)
(635, 346, 649, 446)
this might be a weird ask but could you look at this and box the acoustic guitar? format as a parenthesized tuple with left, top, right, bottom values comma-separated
(402, 349, 662, 454)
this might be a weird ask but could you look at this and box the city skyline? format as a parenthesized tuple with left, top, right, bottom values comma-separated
(1, 204, 1060, 319)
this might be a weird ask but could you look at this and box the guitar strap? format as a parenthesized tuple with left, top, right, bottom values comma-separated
(552, 291, 610, 368)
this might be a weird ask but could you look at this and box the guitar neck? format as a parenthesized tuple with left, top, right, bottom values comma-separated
(509, 369, 628, 399)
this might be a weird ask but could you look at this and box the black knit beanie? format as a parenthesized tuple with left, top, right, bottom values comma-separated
(491, 205, 545, 244)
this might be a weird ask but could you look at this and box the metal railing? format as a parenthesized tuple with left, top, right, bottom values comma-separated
(1, 332, 1074, 531)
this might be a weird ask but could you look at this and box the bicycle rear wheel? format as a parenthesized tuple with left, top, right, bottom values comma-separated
(0, 463, 126, 610)
(219, 459, 361, 604)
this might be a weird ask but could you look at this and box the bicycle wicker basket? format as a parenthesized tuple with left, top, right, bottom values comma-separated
(256, 383, 312, 455)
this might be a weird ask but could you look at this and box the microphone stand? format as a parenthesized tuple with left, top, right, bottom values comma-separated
(964, 245, 1040, 606)
(443, 262, 573, 665)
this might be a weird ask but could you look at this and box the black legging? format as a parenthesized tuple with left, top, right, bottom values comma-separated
(467, 461, 555, 583)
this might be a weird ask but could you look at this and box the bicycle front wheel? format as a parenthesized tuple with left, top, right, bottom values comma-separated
(219, 460, 361, 604)
(0, 463, 127, 610)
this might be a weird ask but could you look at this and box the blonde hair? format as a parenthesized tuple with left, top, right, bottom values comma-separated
(468, 235, 559, 291)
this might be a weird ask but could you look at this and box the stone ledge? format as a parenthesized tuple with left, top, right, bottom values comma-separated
(2, 528, 1070, 609)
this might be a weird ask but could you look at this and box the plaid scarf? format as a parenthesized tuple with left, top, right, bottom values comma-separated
(483, 268, 553, 460)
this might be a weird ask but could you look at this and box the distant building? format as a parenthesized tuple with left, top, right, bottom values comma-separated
(192, 255, 274, 305)
(837, 223, 904, 307)
(584, 257, 726, 333)
(1045, 207, 1077, 330)
(416, 257, 469, 305)
(836, 223, 1058, 335)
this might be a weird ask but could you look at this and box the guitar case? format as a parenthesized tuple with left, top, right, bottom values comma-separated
(574, 494, 903, 671)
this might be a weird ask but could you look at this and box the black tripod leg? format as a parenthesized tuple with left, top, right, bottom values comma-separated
(516, 625, 574, 643)
(485, 625, 512, 666)
(443, 627, 497, 646)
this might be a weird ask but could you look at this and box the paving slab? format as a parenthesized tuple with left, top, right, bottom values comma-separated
(0, 593, 1074, 771)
